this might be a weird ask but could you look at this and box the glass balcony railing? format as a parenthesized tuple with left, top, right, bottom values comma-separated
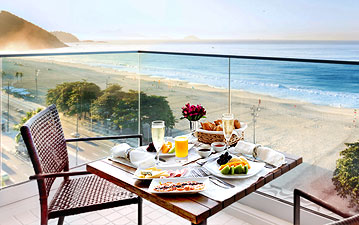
(1, 51, 358, 216)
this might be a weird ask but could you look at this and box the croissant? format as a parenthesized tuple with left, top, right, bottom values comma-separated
(214, 119, 222, 126)
(234, 119, 241, 129)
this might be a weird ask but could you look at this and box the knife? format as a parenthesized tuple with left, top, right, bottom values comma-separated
(209, 176, 235, 188)
(208, 177, 231, 189)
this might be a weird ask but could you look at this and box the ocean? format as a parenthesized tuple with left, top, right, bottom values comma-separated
(61, 41, 359, 108)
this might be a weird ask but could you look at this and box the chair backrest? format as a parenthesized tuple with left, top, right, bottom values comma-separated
(21, 104, 69, 197)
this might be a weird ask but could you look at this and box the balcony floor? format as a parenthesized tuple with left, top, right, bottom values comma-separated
(0, 194, 253, 225)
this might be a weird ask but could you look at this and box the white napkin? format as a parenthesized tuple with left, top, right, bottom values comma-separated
(111, 143, 155, 168)
(230, 141, 286, 167)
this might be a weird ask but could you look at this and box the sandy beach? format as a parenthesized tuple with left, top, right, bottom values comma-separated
(5, 56, 359, 167)
(3, 56, 359, 213)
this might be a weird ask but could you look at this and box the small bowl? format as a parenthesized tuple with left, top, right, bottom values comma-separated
(197, 148, 212, 158)
(211, 142, 226, 152)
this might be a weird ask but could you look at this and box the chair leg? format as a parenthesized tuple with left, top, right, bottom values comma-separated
(138, 197, 143, 225)
(57, 216, 65, 225)
(294, 189, 300, 225)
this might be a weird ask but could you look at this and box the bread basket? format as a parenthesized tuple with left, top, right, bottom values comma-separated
(196, 122, 247, 145)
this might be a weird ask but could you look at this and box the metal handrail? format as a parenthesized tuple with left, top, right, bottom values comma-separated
(0, 50, 358, 65)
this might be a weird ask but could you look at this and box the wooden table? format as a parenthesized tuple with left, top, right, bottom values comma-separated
(87, 153, 302, 225)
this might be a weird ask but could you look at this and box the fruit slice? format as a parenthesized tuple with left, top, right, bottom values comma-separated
(168, 146, 175, 154)
(220, 165, 230, 175)
(228, 157, 242, 163)
(234, 165, 243, 174)
(161, 142, 172, 153)
(243, 165, 249, 174)
(230, 166, 235, 175)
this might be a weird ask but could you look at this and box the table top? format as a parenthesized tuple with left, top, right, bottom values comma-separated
(87, 152, 302, 224)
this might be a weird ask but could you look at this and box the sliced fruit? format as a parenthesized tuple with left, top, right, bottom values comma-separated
(220, 165, 230, 175)
(228, 157, 242, 163)
(244, 165, 249, 174)
(234, 165, 243, 174)
(168, 146, 175, 154)
(161, 142, 173, 153)
(230, 166, 235, 175)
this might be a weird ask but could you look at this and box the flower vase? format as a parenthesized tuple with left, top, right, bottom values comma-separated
(189, 120, 199, 134)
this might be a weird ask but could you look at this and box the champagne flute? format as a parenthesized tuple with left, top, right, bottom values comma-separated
(222, 113, 234, 150)
(151, 120, 165, 165)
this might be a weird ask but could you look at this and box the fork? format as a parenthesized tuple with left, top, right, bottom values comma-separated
(198, 167, 235, 188)
(190, 169, 230, 189)
(190, 168, 235, 189)
(196, 155, 218, 166)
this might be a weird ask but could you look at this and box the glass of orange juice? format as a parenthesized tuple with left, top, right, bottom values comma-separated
(175, 136, 188, 163)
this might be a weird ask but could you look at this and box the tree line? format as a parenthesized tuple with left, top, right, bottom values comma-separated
(46, 81, 176, 133)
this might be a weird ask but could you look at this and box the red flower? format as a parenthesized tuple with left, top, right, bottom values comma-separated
(180, 103, 206, 121)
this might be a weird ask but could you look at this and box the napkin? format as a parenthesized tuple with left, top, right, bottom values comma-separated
(230, 141, 286, 167)
(111, 143, 155, 168)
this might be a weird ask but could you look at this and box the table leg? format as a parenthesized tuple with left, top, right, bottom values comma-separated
(192, 219, 207, 225)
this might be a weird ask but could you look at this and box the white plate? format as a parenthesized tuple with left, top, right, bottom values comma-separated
(203, 159, 265, 179)
(148, 177, 209, 194)
(133, 166, 189, 180)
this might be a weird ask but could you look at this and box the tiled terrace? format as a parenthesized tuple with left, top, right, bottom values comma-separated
(0, 194, 257, 225)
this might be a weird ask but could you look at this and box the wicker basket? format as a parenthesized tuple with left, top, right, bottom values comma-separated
(196, 130, 245, 145)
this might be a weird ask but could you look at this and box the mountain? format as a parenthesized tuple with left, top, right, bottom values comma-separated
(0, 11, 67, 51)
(51, 31, 80, 43)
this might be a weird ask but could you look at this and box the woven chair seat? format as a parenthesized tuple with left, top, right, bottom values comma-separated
(48, 174, 138, 218)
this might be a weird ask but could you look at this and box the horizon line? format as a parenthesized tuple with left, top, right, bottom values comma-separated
(81, 38, 359, 43)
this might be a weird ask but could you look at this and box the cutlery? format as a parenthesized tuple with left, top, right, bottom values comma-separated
(190, 169, 230, 189)
(190, 167, 235, 189)
(240, 153, 276, 169)
(159, 158, 166, 162)
(198, 167, 236, 188)
(196, 155, 218, 166)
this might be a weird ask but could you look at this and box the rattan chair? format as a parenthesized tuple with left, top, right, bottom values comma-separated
(21, 104, 143, 225)
(294, 189, 359, 225)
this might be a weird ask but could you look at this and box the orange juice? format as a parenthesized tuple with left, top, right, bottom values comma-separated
(175, 136, 188, 158)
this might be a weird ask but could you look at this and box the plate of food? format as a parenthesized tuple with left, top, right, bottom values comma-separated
(148, 177, 209, 194)
(133, 166, 188, 180)
(203, 152, 264, 179)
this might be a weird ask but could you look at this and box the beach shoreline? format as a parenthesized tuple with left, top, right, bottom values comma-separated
(10, 56, 358, 165)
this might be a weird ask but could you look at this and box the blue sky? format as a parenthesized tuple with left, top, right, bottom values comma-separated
(1, 0, 359, 40)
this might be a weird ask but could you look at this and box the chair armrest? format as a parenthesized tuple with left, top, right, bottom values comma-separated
(66, 134, 143, 146)
(29, 171, 91, 180)
(294, 189, 352, 225)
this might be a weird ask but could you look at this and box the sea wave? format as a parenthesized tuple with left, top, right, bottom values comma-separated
(232, 79, 359, 108)
(47, 55, 359, 109)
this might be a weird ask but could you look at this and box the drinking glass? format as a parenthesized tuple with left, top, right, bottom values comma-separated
(175, 136, 188, 163)
(222, 113, 234, 150)
(151, 120, 165, 165)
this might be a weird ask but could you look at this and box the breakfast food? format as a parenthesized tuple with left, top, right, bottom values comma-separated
(146, 142, 175, 154)
(146, 143, 156, 152)
(136, 167, 187, 179)
(160, 142, 173, 153)
(218, 157, 251, 175)
(200, 119, 241, 131)
(153, 181, 205, 192)
(138, 167, 169, 178)
(217, 152, 232, 165)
